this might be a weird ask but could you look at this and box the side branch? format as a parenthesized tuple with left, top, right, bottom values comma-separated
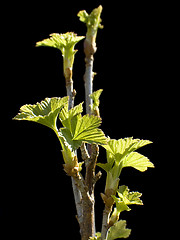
(64, 67, 76, 110)
(84, 39, 97, 115)
(64, 67, 83, 235)
(85, 144, 99, 194)
(101, 205, 113, 240)
(101, 190, 115, 240)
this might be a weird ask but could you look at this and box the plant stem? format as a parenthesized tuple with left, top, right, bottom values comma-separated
(82, 36, 98, 239)
(84, 54, 94, 114)
(84, 39, 96, 114)
(64, 67, 83, 235)
(101, 205, 112, 240)
(64, 67, 76, 109)
(80, 144, 100, 240)
(101, 190, 115, 239)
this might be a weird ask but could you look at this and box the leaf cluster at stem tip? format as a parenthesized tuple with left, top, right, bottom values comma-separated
(98, 137, 154, 194)
(36, 32, 85, 70)
(78, 5, 103, 42)
(36, 32, 85, 54)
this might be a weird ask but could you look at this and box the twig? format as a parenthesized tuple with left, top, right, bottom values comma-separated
(101, 190, 115, 239)
(64, 67, 76, 110)
(85, 144, 99, 195)
(64, 66, 83, 236)
(101, 205, 113, 240)
(78, 6, 103, 238)
(84, 45, 95, 114)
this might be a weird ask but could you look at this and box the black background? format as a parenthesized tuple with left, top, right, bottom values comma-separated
(1, 0, 175, 239)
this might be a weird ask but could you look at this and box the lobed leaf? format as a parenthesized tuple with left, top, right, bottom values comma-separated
(72, 115, 104, 141)
(102, 137, 154, 173)
(78, 5, 103, 31)
(90, 89, 103, 116)
(107, 220, 131, 239)
(13, 97, 69, 131)
(59, 102, 84, 129)
(36, 32, 85, 71)
(122, 152, 154, 172)
(103, 137, 152, 161)
(110, 185, 143, 226)
(117, 185, 143, 206)
(36, 32, 85, 55)
(58, 103, 107, 150)
(59, 114, 107, 150)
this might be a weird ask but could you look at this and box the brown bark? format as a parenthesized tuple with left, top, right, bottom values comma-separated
(79, 144, 100, 240)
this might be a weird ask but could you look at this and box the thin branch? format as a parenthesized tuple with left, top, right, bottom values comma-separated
(80, 142, 90, 162)
(85, 144, 99, 195)
(64, 67, 83, 236)
(83, 27, 99, 240)
(101, 205, 113, 240)
(71, 172, 86, 232)
(84, 40, 96, 115)
(64, 67, 76, 110)
(78, 6, 103, 238)
(101, 190, 115, 239)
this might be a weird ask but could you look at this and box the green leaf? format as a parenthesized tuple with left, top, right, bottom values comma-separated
(60, 128, 82, 150)
(102, 137, 153, 173)
(103, 137, 152, 161)
(90, 89, 103, 116)
(36, 32, 85, 54)
(13, 97, 69, 131)
(36, 32, 85, 70)
(122, 152, 154, 172)
(78, 5, 103, 43)
(97, 160, 114, 172)
(99, 137, 153, 195)
(90, 89, 103, 107)
(112, 197, 131, 213)
(117, 185, 143, 206)
(59, 102, 83, 129)
(59, 114, 107, 150)
(57, 131, 75, 164)
(78, 5, 103, 30)
(72, 114, 106, 143)
(107, 220, 131, 239)
(109, 185, 143, 226)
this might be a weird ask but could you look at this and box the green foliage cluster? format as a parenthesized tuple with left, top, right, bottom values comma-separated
(14, 95, 154, 239)
(14, 5, 154, 240)
(78, 5, 103, 42)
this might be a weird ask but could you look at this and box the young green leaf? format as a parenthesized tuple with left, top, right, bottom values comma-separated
(102, 137, 154, 173)
(110, 185, 143, 226)
(59, 102, 84, 129)
(59, 114, 107, 150)
(36, 32, 85, 71)
(98, 137, 153, 195)
(72, 114, 106, 143)
(36, 32, 85, 55)
(107, 220, 131, 239)
(90, 89, 103, 116)
(78, 5, 103, 52)
(58, 102, 107, 150)
(103, 137, 152, 161)
(13, 97, 69, 131)
(117, 185, 143, 206)
(122, 152, 154, 172)
(78, 5, 103, 33)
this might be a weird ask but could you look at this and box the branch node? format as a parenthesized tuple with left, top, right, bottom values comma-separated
(93, 171, 102, 184)
(80, 142, 90, 162)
